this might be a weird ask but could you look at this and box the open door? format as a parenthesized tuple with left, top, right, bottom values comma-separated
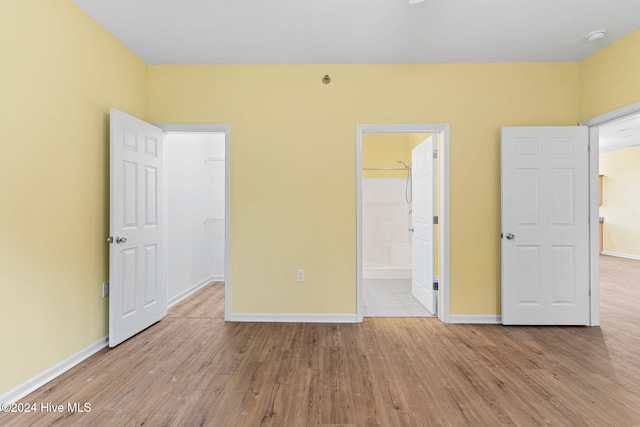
(109, 109, 166, 347)
(411, 136, 436, 315)
(501, 126, 590, 325)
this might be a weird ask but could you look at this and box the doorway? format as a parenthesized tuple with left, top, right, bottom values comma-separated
(157, 124, 231, 320)
(356, 124, 450, 322)
(361, 133, 431, 317)
(581, 100, 640, 325)
(597, 114, 640, 260)
(164, 132, 225, 305)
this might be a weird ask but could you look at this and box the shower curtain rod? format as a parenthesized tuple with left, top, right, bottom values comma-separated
(362, 167, 409, 171)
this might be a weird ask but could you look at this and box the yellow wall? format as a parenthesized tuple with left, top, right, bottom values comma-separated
(581, 29, 640, 119)
(409, 134, 434, 149)
(148, 62, 581, 316)
(599, 147, 640, 257)
(362, 134, 422, 178)
(4, 4, 638, 399)
(0, 0, 148, 395)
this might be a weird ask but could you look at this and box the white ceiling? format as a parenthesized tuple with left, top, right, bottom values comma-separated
(72, 0, 640, 65)
(71, 0, 640, 152)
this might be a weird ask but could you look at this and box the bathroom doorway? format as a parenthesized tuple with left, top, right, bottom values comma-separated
(356, 124, 450, 321)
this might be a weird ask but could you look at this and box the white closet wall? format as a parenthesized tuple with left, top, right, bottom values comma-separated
(165, 133, 225, 303)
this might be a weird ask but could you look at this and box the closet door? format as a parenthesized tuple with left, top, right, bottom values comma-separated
(109, 108, 167, 347)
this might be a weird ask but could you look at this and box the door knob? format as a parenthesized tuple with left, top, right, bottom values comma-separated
(506, 233, 515, 240)
(115, 236, 127, 244)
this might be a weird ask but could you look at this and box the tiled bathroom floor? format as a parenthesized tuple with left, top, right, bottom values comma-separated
(363, 279, 435, 317)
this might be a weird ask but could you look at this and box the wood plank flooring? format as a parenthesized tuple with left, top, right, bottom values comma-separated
(1, 256, 639, 426)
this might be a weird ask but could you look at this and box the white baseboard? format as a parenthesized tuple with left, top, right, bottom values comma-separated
(449, 314, 502, 324)
(601, 251, 640, 261)
(229, 313, 359, 323)
(167, 276, 215, 308)
(0, 337, 108, 404)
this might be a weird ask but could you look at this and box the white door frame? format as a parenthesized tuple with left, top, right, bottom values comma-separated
(156, 124, 231, 321)
(356, 124, 451, 322)
(580, 100, 640, 327)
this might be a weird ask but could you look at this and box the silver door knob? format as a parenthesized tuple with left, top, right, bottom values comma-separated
(506, 233, 515, 240)
(115, 236, 127, 244)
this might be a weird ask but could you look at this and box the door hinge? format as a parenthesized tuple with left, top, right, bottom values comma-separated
(433, 282, 439, 291)
(433, 150, 438, 159)
(433, 216, 439, 224)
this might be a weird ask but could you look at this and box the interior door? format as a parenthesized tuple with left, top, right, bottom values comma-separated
(109, 108, 166, 347)
(411, 136, 436, 315)
(501, 126, 590, 325)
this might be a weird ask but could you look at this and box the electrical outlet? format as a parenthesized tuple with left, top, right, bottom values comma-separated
(296, 270, 305, 282)
(102, 282, 109, 297)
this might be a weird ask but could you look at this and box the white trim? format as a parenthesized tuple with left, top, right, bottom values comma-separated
(356, 128, 364, 322)
(581, 101, 640, 327)
(588, 126, 601, 326)
(449, 315, 502, 324)
(167, 276, 215, 308)
(0, 337, 107, 404)
(156, 124, 231, 322)
(228, 313, 358, 323)
(155, 124, 228, 133)
(356, 124, 451, 323)
(439, 127, 451, 323)
(602, 251, 640, 261)
(579, 100, 640, 127)
(224, 127, 231, 322)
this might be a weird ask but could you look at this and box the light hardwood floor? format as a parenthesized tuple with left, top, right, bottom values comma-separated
(2, 255, 639, 426)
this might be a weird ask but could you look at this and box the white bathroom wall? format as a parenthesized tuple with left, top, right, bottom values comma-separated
(165, 133, 226, 304)
(363, 177, 412, 279)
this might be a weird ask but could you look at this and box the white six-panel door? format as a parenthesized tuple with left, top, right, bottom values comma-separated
(109, 109, 166, 347)
(411, 136, 436, 315)
(501, 127, 590, 325)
